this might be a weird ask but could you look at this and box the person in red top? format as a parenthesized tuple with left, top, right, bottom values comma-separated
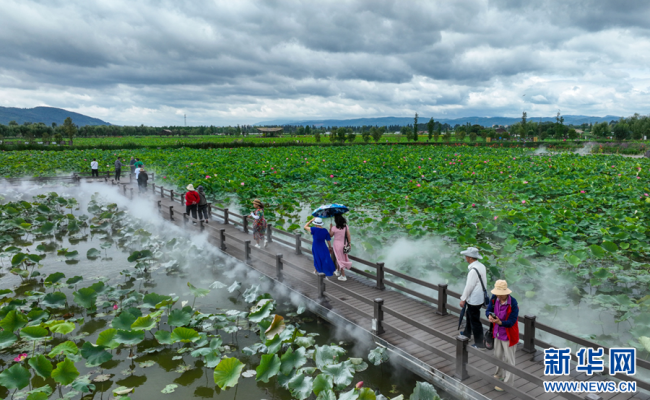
(185, 184, 200, 225)
(486, 280, 519, 392)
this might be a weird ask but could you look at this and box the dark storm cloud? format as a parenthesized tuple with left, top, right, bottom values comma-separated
(1, 0, 650, 125)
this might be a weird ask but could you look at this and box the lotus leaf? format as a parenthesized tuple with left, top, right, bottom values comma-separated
(20, 326, 49, 340)
(44, 272, 65, 284)
(171, 327, 200, 343)
(288, 373, 314, 400)
(142, 293, 171, 308)
(256, 353, 281, 383)
(168, 308, 192, 327)
(96, 328, 120, 349)
(115, 329, 145, 345)
(280, 346, 307, 375)
(265, 314, 286, 339)
(312, 373, 333, 395)
(314, 345, 346, 369)
(50, 321, 76, 335)
(368, 347, 389, 366)
(248, 299, 274, 323)
(80, 342, 113, 366)
(0, 363, 31, 390)
(213, 357, 245, 389)
(409, 381, 441, 400)
(0, 330, 18, 349)
(51, 357, 80, 386)
(0, 309, 28, 332)
(112, 312, 137, 330)
(42, 291, 67, 308)
(73, 287, 98, 309)
(71, 376, 96, 393)
(155, 330, 174, 345)
(48, 341, 79, 358)
(131, 315, 156, 331)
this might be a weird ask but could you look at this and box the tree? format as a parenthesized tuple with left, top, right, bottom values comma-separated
(436, 124, 442, 141)
(456, 129, 466, 142)
(62, 117, 77, 144)
(413, 113, 418, 141)
(296, 126, 305, 136)
(371, 126, 385, 142)
(8, 120, 18, 126)
(314, 130, 321, 142)
(521, 111, 527, 134)
(554, 112, 564, 139)
(336, 127, 347, 143)
(427, 118, 434, 141)
(443, 129, 452, 142)
(304, 125, 311, 136)
(613, 119, 631, 141)
(361, 128, 371, 143)
(329, 127, 338, 143)
(568, 128, 578, 139)
(401, 126, 413, 141)
(346, 128, 356, 142)
(469, 131, 477, 142)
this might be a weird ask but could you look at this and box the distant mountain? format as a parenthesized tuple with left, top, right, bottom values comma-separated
(256, 115, 621, 128)
(0, 106, 110, 126)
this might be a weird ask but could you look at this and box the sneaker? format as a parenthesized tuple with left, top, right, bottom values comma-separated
(494, 386, 504, 392)
(254, 244, 260, 249)
(263, 240, 268, 248)
(205, 220, 209, 224)
(338, 276, 347, 281)
(471, 344, 485, 350)
(334, 269, 341, 277)
(192, 221, 197, 225)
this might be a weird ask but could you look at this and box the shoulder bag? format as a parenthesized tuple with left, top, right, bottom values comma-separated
(470, 267, 490, 307)
(343, 226, 351, 254)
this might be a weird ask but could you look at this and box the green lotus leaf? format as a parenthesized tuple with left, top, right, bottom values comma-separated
(0, 309, 29, 332)
(321, 362, 355, 387)
(89, 281, 106, 294)
(71, 375, 96, 393)
(171, 327, 200, 343)
(64, 250, 79, 259)
(187, 282, 210, 298)
(73, 287, 97, 309)
(131, 315, 155, 331)
(11, 252, 28, 266)
(80, 342, 113, 366)
(312, 373, 333, 396)
(142, 293, 171, 309)
(38, 222, 57, 235)
(288, 372, 314, 400)
(265, 314, 286, 339)
(0, 363, 31, 390)
(213, 357, 245, 389)
(227, 281, 241, 293)
(48, 340, 79, 358)
(368, 347, 389, 366)
(161, 383, 178, 393)
(26, 393, 49, 400)
(295, 336, 315, 348)
(28, 355, 53, 378)
(0, 288, 13, 298)
(50, 321, 76, 335)
(26, 309, 49, 325)
(96, 328, 120, 349)
(154, 330, 174, 345)
(265, 333, 282, 355)
(112, 312, 137, 330)
(410, 381, 441, 400)
(242, 285, 260, 303)
(602, 241, 618, 252)
(248, 299, 274, 323)
(36, 204, 52, 214)
(535, 245, 558, 256)
(168, 308, 192, 327)
(66, 276, 83, 285)
(0, 330, 18, 349)
(315, 389, 336, 400)
(86, 248, 101, 259)
(256, 354, 281, 383)
(114, 329, 145, 345)
(42, 291, 67, 308)
(51, 357, 80, 386)
(20, 326, 49, 340)
(280, 346, 307, 375)
(314, 345, 346, 369)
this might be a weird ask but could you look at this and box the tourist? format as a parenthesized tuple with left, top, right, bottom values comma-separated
(330, 214, 352, 281)
(129, 156, 136, 176)
(248, 199, 267, 248)
(134, 158, 144, 170)
(91, 158, 99, 177)
(459, 246, 487, 349)
(137, 169, 148, 193)
(114, 157, 123, 181)
(486, 280, 519, 391)
(134, 165, 141, 181)
(303, 217, 335, 278)
(184, 184, 200, 225)
(197, 186, 209, 224)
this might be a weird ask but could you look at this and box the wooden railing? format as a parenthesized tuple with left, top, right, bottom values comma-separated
(110, 180, 650, 399)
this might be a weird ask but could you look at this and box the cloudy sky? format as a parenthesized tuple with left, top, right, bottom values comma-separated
(1, 0, 649, 126)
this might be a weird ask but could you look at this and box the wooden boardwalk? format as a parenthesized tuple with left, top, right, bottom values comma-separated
(102, 178, 648, 400)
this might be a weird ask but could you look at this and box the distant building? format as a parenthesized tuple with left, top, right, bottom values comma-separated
(256, 127, 284, 136)
(495, 127, 507, 134)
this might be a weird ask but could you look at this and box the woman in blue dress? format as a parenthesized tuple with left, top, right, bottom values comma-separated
(303, 217, 336, 277)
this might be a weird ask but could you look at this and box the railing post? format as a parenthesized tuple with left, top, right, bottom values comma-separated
(224, 208, 229, 225)
(169, 206, 174, 220)
(523, 315, 536, 354)
(275, 254, 283, 282)
(267, 224, 273, 243)
(219, 229, 226, 251)
(181, 192, 186, 206)
(129, 188, 133, 199)
(454, 335, 470, 381)
(160, 186, 164, 198)
(151, 172, 155, 181)
(317, 273, 326, 300)
(244, 240, 251, 262)
(152, 183, 155, 194)
(157, 200, 161, 213)
(207, 203, 212, 220)
(295, 233, 302, 255)
(199, 220, 204, 232)
(243, 215, 249, 234)
(372, 298, 385, 335)
(376, 262, 385, 290)
(183, 213, 188, 226)
(170, 190, 174, 202)
(436, 284, 448, 316)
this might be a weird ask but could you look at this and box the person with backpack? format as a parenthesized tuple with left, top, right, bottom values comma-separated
(486, 280, 519, 392)
(459, 247, 488, 349)
(330, 214, 352, 281)
(91, 158, 99, 177)
(184, 184, 200, 225)
(137, 169, 148, 193)
(197, 186, 209, 224)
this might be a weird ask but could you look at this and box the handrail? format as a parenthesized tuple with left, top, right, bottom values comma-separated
(383, 280, 436, 304)
(384, 267, 440, 292)
(325, 280, 375, 306)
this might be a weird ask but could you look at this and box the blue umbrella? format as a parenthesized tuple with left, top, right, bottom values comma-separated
(311, 204, 349, 218)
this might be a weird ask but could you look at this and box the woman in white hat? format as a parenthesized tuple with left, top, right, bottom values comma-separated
(486, 280, 520, 392)
(303, 217, 336, 277)
(184, 184, 200, 225)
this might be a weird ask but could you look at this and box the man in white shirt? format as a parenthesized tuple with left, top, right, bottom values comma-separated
(459, 247, 488, 348)
(90, 159, 99, 177)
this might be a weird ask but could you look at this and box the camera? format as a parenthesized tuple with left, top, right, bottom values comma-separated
(489, 312, 496, 319)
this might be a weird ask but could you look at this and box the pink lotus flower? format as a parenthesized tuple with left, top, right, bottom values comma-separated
(416, 184, 421, 187)
(333, 182, 338, 184)
(472, 204, 475, 207)
(271, 167, 274, 170)
(113, 304, 118, 310)
(645, 193, 649, 196)
(241, 182, 245, 186)
(580, 190, 585, 193)
(364, 161, 367, 163)
(418, 166, 421, 169)
(330, 175, 334, 178)
(262, 171, 265, 173)
(163, 176, 167, 179)
(206, 175, 210, 179)
(472, 172, 475, 175)
(521, 200, 526, 204)
(13, 353, 27, 362)
(494, 216, 498, 220)
(356, 381, 364, 389)
(523, 181, 528, 184)
(637, 177, 641, 179)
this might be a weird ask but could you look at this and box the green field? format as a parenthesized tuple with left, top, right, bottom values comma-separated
(2, 144, 650, 349)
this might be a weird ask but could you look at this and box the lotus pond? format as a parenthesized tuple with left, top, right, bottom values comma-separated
(2, 145, 650, 352)
(0, 188, 448, 400)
